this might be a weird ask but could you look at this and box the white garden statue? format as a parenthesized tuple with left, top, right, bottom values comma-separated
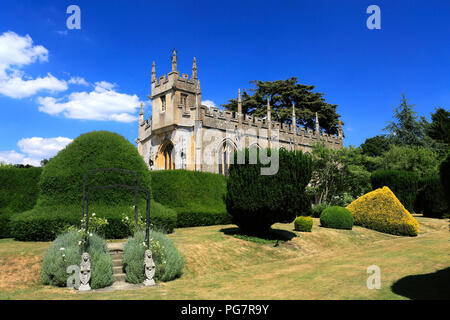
(143, 249, 156, 286)
(79, 252, 91, 291)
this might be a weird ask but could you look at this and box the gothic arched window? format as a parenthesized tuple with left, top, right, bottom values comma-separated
(218, 140, 236, 176)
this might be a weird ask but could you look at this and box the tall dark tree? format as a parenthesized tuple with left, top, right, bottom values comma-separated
(360, 135, 391, 157)
(424, 107, 450, 145)
(221, 78, 342, 134)
(383, 94, 426, 147)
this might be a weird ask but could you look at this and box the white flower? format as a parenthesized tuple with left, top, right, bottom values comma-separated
(60, 247, 65, 251)
(142, 242, 146, 246)
(78, 241, 82, 245)
(125, 216, 129, 221)
(92, 213, 96, 217)
(89, 233, 93, 237)
(62, 254, 65, 257)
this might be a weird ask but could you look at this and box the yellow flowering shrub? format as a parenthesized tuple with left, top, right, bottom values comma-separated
(346, 186, 419, 236)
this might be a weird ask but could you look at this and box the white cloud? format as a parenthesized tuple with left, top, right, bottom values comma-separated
(0, 137, 73, 166)
(38, 81, 141, 123)
(68, 77, 89, 86)
(0, 31, 68, 98)
(202, 100, 216, 109)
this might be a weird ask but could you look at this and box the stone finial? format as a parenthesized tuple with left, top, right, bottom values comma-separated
(79, 252, 91, 291)
(143, 249, 156, 286)
(151, 61, 156, 83)
(238, 89, 242, 114)
(292, 102, 296, 133)
(315, 112, 320, 135)
(171, 49, 177, 72)
(338, 120, 344, 138)
(140, 102, 144, 116)
(192, 57, 197, 80)
(267, 97, 271, 124)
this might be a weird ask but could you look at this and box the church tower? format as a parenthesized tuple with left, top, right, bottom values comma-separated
(150, 50, 201, 131)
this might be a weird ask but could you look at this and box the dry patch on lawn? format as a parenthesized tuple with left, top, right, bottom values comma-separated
(0, 254, 42, 292)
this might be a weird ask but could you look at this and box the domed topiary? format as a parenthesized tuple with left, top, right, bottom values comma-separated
(346, 186, 419, 236)
(38, 131, 151, 207)
(320, 206, 354, 230)
(294, 216, 313, 232)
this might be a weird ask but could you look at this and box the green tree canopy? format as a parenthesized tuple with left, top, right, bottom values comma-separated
(423, 107, 450, 145)
(221, 78, 342, 135)
(360, 135, 391, 157)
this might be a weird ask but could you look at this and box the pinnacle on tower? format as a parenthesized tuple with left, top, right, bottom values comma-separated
(192, 57, 197, 80)
(171, 49, 177, 72)
(151, 61, 156, 83)
(338, 120, 344, 138)
(292, 102, 296, 133)
(315, 112, 320, 135)
(267, 97, 271, 123)
(139, 102, 144, 115)
(238, 89, 242, 114)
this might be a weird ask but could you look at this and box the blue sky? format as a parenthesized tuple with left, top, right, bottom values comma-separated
(0, 0, 449, 165)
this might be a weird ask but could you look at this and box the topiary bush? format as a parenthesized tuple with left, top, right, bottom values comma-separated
(150, 170, 231, 227)
(370, 170, 418, 212)
(320, 206, 354, 230)
(226, 148, 312, 235)
(123, 230, 184, 284)
(41, 231, 113, 289)
(294, 216, 313, 232)
(414, 175, 448, 218)
(347, 187, 419, 236)
(440, 152, 450, 210)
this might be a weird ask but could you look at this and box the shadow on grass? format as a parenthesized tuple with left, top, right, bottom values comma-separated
(220, 227, 297, 244)
(391, 267, 450, 300)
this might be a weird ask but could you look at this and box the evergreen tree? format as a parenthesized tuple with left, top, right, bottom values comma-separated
(222, 78, 341, 134)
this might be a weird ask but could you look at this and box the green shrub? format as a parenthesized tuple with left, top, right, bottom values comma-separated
(10, 201, 177, 241)
(226, 148, 312, 234)
(123, 230, 184, 284)
(41, 231, 113, 289)
(440, 152, 450, 210)
(0, 166, 42, 214)
(371, 170, 419, 212)
(414, 176, 448, 218)
(37, 131, 151, 208)
(320, 206, 354, 230)
(311, 203, 329, 218)
(294, 216, 313, 232)
(150, 170, 230, 227)
(0, 212, 14, 238)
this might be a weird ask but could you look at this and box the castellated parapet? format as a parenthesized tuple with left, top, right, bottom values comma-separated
(137, 50, 344, 174)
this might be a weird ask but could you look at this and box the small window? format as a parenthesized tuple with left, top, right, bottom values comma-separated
(161, 96, 166, 112)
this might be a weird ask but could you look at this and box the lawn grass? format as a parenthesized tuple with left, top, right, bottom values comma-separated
(0, 216, 448, 300)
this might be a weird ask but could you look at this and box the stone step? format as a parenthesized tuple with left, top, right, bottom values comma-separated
(112, 259, 122, 267)
(113, 266, 123, 274)
(109, 252, 123, 259)
(113, 273, 126, 282)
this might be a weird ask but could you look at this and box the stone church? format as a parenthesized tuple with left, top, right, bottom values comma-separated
(136, 50, 344, 174)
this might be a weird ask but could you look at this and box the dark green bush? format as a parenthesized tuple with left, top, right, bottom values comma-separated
(38, 131, 151, 208)
(226, 148, 312, 234)
(10, 201, 177, 241)
(320, 206, 354, 230)
(294, 216, 313, 232)
(150, 170, 230, 227)
(440, 152, 450, 210)
(123, 230, 184, 284)
(311, 203, 329, 218)
(371, 170, 419, 212)
(0, 166, 42, 214)
(0, 212, 14, 238)
(41, 231, 113, 289)
(415, 176, 448, 218)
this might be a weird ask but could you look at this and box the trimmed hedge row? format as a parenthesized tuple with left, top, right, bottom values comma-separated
(9, 201, 177, 241)
(150, 170, 231, 227)
(0, 166, 42, 214)
(370, 170, 418, 212)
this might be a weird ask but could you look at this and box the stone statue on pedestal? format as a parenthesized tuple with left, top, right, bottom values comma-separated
(79, 252, 91, 291)
(143, 249, 156, 286)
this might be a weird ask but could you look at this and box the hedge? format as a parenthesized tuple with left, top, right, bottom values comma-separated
(41, 231, 113, 289)
(123, 230, 184, 283)
(440, 152, 450, 210)
(226, 148, 312, 234)
(37, 131, 151, 207)
(9, 201, 177, 241)
(415, 176, 448, 218)
(0, 166, 42, 214)
(150, 170, 231, 227)
(347, 186, 420, 236)
(370, 170, 419, 212)
(320, 206, 353, 230)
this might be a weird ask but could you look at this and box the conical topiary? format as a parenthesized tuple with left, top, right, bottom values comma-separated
(346, 186, 419, 236)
